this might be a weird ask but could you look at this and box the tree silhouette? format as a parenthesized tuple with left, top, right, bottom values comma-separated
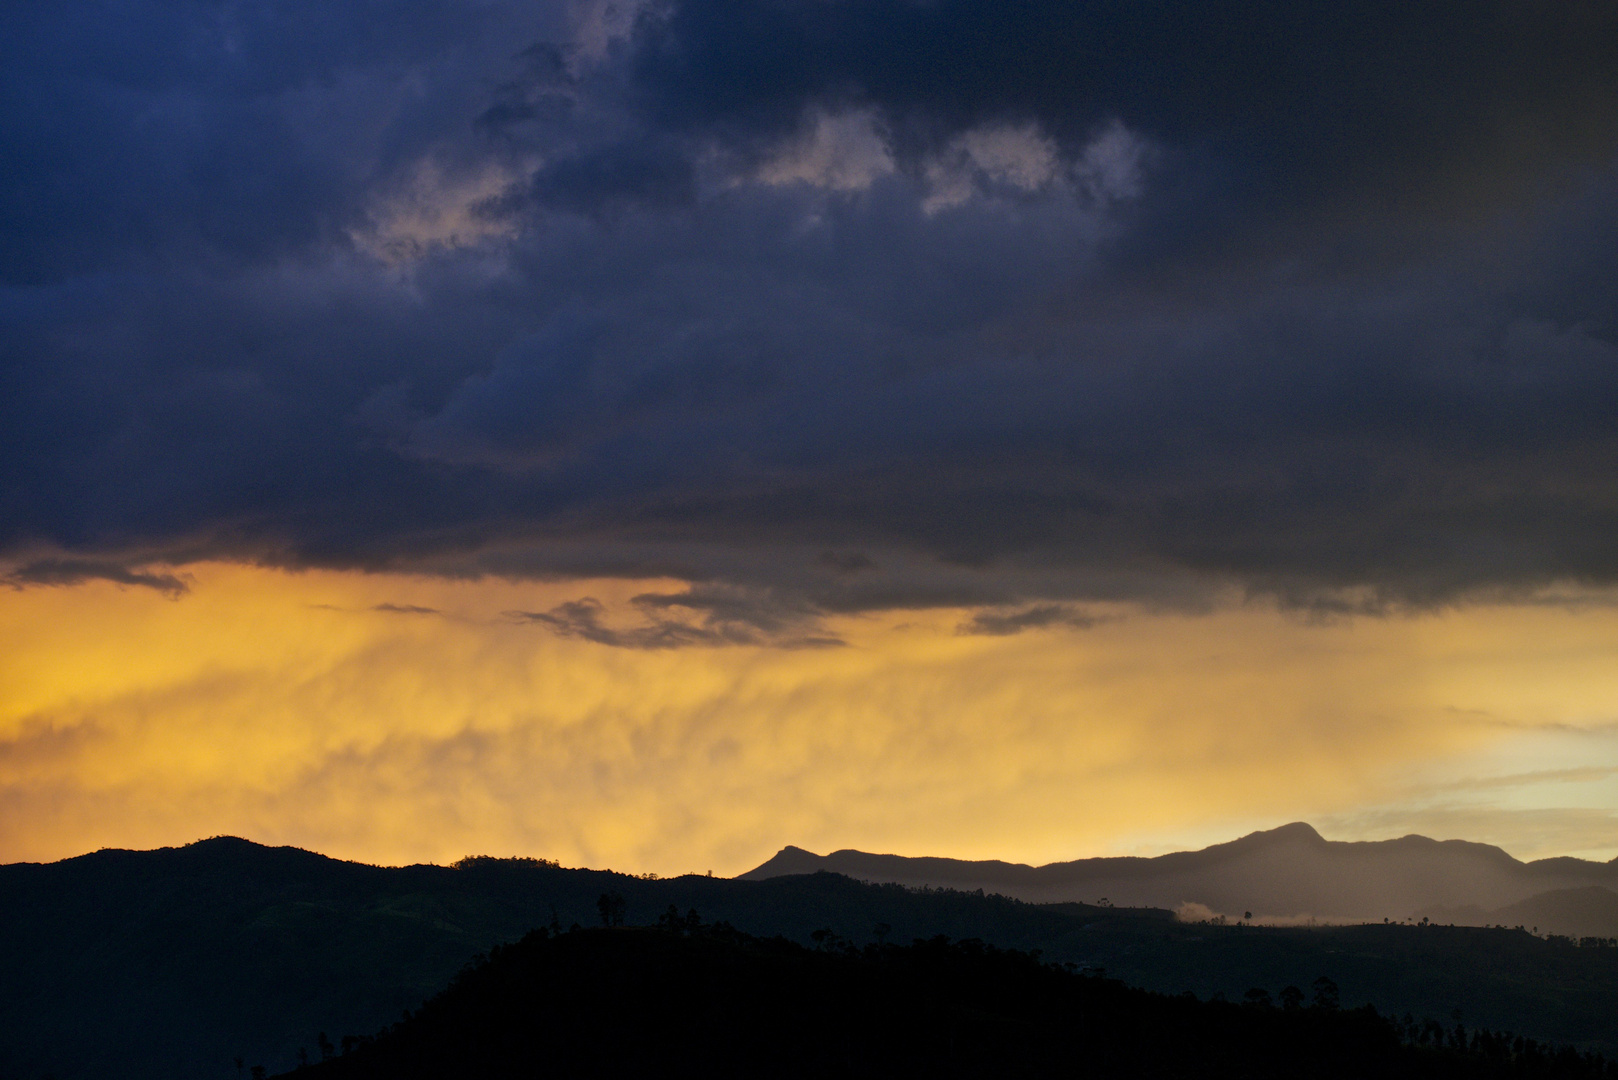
(1312, 976, 1340, 1011)
(1279, 985, 1305, 1011)
(657, 904, 702, 933)
(597, 892, 626, 927)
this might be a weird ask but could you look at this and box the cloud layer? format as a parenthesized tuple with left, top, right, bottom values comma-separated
(4, 0, 1618, 620)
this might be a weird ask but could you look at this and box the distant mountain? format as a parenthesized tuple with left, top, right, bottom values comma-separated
(741, 823, 1618, 920)
(1417, 886, 1618, 939)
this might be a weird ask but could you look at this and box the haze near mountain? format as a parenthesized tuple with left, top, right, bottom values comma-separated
(742, 824, 1618, 925)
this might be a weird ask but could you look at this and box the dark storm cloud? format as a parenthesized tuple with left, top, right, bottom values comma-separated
(0, 1, 569, 283)
(958, 605, 1104, 637)
(621, 0, 1618, 261)
(818, 552, 875, 575)
(373, 603, 441, 615)
(507, 587, 843, 649)
(4, 0, 1618, 627)
(4, 559, 188, 597)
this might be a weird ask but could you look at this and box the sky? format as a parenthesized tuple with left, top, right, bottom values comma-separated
(3, 0, 1618, 873)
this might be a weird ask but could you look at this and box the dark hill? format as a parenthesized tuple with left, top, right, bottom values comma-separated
(7, 836, 1618, 1079)
(0, 837, 1162, 1080)
(742, 823, 1618, 918)
(294, 923, 1615, 1080)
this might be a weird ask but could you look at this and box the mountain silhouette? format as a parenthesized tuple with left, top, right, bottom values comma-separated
(6, 830, 1618, 1079)
(1417, 886, 1618, 939)
(742, 823, 1618, 920)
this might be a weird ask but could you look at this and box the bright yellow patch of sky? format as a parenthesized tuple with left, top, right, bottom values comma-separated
(2, 563, 1616, 872)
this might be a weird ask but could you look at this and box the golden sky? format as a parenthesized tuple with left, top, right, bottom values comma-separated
(3, 563, 1617, 873)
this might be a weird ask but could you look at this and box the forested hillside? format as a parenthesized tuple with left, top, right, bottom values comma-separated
(293, 922, 1617, 1080)
(4, 838, 1618, 1079)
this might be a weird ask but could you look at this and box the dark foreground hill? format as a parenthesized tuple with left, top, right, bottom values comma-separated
(742, 823, 1618, 920)
(5, 837, 1618, 1079)
(294, 922, 1615, 1080)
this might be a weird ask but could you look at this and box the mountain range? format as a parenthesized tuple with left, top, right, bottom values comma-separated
(1417, 886, 1618, 939)
(742, 823, 1618, 925)
(5, 825, 1618, 1079)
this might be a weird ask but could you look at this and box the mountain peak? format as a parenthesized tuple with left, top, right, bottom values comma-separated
(736, 845, 827, 880)
(185, 835, 266, 851)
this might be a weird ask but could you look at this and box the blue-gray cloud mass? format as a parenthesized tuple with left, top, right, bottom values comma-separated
(3, 0, 1617, 624)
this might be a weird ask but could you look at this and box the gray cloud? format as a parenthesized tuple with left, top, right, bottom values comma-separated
(3, 559, 188, 597)
(372, 603, 441, 615)
(817, 551, 875, 575)
(507, 585, 843, 650)
(957, 605, 1105, 637)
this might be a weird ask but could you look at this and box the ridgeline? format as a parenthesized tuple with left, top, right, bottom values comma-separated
(3, 838, 1617, 1079)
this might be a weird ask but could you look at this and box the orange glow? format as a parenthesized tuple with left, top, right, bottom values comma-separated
(3, 564, 1618, 871)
